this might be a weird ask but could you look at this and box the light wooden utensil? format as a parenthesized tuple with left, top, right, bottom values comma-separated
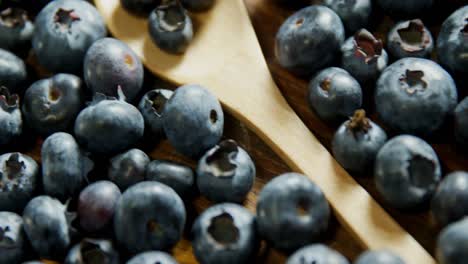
(95, 0, 435, 263)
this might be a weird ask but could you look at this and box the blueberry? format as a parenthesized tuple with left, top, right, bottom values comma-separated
(375, 135, 441, 209)
(0, 48, 27, 94)
(354, 250, 405, 264)
(196, 140, 255, 203)
(376, 0, 434, 17)
(0, 87, 22, 147)
(455, 97, 468, 147)
(74, 92, 145, 155)
(275, 6, 345, 76)
(436, 217, 468, 264)
(32, 0, 106, 73)
(191, 203, 257, 264)
(180, 0, 215, 12)
(163, 84, 224, 158)
(308, 67, 362, 122)
(65, 239, 119, 264)
(145, 160, 194, 198)
(321, 0, 371, 33)
(84, 38, 144, 101)
(108, 149, 150, 190)
(437, 6, 468, 75)
(332, 109, 387, 174)
(0, 152, 38, 212)
(120, 0, 160, 17)
(256, 173, 330, 250)
(387, 19, 433, 59)
(375, 58, 458, 135)
(0, 211, 25, 263)
(431, 171, 468, 227)
(286, 244, 349, 264)
(127, 251, 178, 264)
(42, 132, 93, 201)
(138, 89, 173, 142)
(22, 74, 84, 135)
(23, 195, 73, 259)
(148, 1, 193, 54)
(114, 181, 186, 253)
(341, 29, 388, 83)
(0, 8, 34, 51)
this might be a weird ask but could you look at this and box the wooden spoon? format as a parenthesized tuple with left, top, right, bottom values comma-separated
(95, 0, 435, 262)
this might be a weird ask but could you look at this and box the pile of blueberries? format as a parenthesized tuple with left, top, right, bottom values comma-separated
(275, 0, 468, 263)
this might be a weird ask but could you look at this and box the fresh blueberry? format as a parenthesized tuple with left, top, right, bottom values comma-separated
(32, 0, 106, 73)
(0, 8, 34, 51)
(65, 239, 119, 264)
(256, 173, 330, 250)
(375, 58, 458, 135)
(332, 109, 387, 174)
(0, 152, 38, 212)
(148, 1, 193, 54)
(22, 73, 84, 135)
(120, 0, 160, 17)
(455, 97, 468, 147)
(375, 135, 441, 209)
(42, 132, 93, 201)
(275, 6, 345, 76)
(74, 92, 145, 155)
(78, 181, 121, 233)
(0, 48, 27, 94)
(437, 6, 468, 75)
(108, 149, 150, 190)
(341, 29, 388, 83)
(376, 0, 434, 17)
(127, 251, 178, 264)
(138, 89, 173, 142)
(23, 195, 73, 259)
(180, 0, 215, 12)
(0, 211, 25, 263)
(308, 67, 362, 122)
(163, 84, 224, 158)
(0, 87, 22, 147)
(431, 171, 468, 227)
(387, 19, 433, 59)
(436, 217, 468, 264)
(354, 250, 405, 264)
(196, 139, 255, 203)
(84, 37, 144, 101)
(321, 0, 371, 33)
(145, 160, 194, 198)
(286, 244, 349, 264)
(114, 181, 186, 253)
(191, 203, 257, 264)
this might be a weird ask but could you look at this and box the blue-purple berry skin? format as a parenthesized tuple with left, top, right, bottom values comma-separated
(120, 0, 161, 17)
(354, 250, 405, 264)
(286, 244, 349, 264)
(0, 48, 27, 94)
(0, 211, 25, 264)
(432, 171, 468, 227)
(65, 239, 119, 264)
(84, 38, 144, 101)
(308, 67, 362, 122)
(376, 0, 434, 17)
(181, 0, 215, 12)
(127, 251, 178, 264)
(375, 135, 441, 209)
(0, 8, 34, 51)
(192, 203, 257, 264)
(455, 97, 468, 147)
(0, 87, 22, 147)
(437, 6, 468, 75)
(332, 110, 387, 174)
(375, 58, 458, 135)
(275, 6, 345, 76)
(163, 84, 224, 158)
(146, 160, 194, 198)
(257, 173, 330, 251)
(0, 152, 38, 213)
(437, 218, 468, 264)
(138, 89, 173, 142)
(108, 149, 150, 191)
(322, 0, 371, 33)
(341, 29, 388, 84)
(32, 0, 107, 73)
(387, 19, 433, 59)
(197, 140, 255, 203)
